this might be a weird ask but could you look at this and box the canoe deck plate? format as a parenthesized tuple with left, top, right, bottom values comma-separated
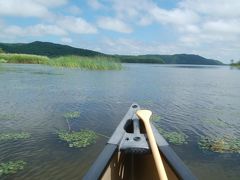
(119, 114, 150, 154)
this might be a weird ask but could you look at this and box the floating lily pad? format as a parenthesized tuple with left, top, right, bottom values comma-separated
(199, 136, 240, 153)
(58, 130, 97, 148)
(64, 112, 80, 120)
(0, 132, 31, 141)
(157, 127, 188, 145)
(0, 160, 26, 176)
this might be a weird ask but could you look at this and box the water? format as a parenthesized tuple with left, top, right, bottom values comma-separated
(0, 63, 240, 179)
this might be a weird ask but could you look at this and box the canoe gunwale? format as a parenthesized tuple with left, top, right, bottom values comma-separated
(83, 144, 118, 180)
(83, 103, 196, 180)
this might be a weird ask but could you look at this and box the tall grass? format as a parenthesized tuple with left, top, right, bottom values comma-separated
(0, 53, 122, 70)
(231, 61, 240, 67)
(0, 53, 49, 64)
(47, 56, 122, 70)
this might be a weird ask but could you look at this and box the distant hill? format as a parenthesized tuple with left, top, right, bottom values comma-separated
(0, 41, 223, 65)
(0, 41, 103, 57)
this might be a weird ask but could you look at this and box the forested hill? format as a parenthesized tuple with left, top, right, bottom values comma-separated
(0, 41, 223, 65)
(117, 54, 223, 65)
(0, 41, 103, 57)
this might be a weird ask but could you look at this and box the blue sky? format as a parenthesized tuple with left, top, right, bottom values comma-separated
(0, 0, 240, 63)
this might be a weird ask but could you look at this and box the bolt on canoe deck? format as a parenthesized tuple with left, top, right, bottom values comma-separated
(84, 103, 196, 180)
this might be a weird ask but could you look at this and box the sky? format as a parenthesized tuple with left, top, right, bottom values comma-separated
(0, 0, 240, 63)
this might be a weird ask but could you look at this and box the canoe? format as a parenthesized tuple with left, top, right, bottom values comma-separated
(83, 104, 196, 180)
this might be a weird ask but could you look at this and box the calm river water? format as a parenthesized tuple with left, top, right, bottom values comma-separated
(0, 63, 240, 180)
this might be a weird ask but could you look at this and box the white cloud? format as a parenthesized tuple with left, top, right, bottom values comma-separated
(202, 20, 240, 35)
(87, 0, 104, 10)
(35, 0, 68, 7)
(97, 17, 132, 33)
(2, 24, 66, 36)
(61, 37, 73, 43)
(27, 24, 67, 36)
(67, 5, 81, 15)
(57, 16, 97, 34)
(150, 8, 199, 26)
(180, 0, 240, 18)
(0, 0, 52, 18)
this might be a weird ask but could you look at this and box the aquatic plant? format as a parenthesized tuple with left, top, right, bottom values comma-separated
(0, 132, 31, 141)
(57, 130, 97, 148)
(230, 60, 240, 67)
(157, 127, 188, 145)
(163, 131, 188, 145)
(199, 136, 240, 153)
(0, 59, 7, 63)
(151, 114, 161, 122)
(203, 118, 230, 128)
(64, 111, 81, 131)
(0, 53, 49, 64)
(0, 160, 26, 176)
(138, 99, 154, 106)
(64, 111, 80, 120)
(0, 53, 122, 70)
(0, 114, 17, 121)
(46, 56, 122, 70)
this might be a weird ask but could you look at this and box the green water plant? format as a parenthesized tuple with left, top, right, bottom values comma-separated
(57, 130, 97, 148)
(0, 114, 17, 121)
(151, 114, 161, 122)
(0, 53, 122, 70)
(47, 56, 122, 70)
(199, 136, 240, 153)
(64, 111, 81, 131)
(0, 59, 7, 63)
(203, 118, 230, 128)
(0, 132, 31, 141)
(0, 53, 49, 64)
(64, 111, 80, 120)
(0, 160, 26, 176)
(157, 127, 188, 145)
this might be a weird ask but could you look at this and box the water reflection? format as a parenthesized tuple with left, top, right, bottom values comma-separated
(0, 63, 239, 179)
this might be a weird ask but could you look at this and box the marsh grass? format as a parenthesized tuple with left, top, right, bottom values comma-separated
(0, 132, 31, 141)
(199, 136, 240, 153)
(0, 59, 7, 63)
(47, 56, 122, 70)
(0, 53, 122, 70)
(0, 160, 26, 176)
(0, 53, 49, 64)
(57, 130, 97, 148)
(157, 127, 188, 145)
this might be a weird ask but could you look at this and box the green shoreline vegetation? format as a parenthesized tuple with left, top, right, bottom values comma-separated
(231, 61, 240, 68)
(0, 53, 122, 70)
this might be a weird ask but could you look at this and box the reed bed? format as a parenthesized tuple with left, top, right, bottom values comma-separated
(0, 53, 122, 70)
(47, 56, 122, 70)
(0, 53, 49, 64)
(231, 61, 240, 68)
